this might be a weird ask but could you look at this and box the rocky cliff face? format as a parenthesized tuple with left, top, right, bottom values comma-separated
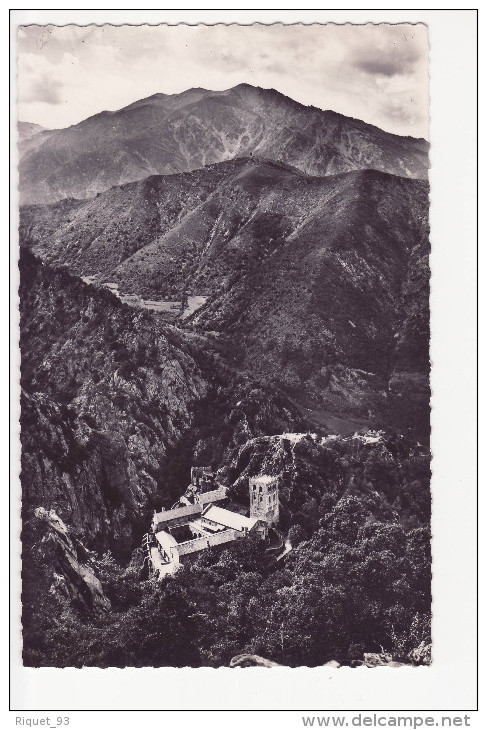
(21, 505, 112, 667)
(27, 507, 111, 615)
(18, 84, 428, 205)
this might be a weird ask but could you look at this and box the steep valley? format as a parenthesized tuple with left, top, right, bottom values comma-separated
(20, 250, 314, 658)
(21, 158, 430, 435)
(20, 251, 308, 553)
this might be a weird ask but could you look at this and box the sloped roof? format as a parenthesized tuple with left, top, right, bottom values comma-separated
(202, 505, 259, 532)
(198, 487, 227, 505)
(153, 503, 201, 524)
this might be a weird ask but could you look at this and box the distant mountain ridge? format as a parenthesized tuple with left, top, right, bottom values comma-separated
(18, 84, 429, 205)
(18, 121, 46, 143)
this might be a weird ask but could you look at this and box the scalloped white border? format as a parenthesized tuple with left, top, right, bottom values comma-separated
(8, 6, 478, 716)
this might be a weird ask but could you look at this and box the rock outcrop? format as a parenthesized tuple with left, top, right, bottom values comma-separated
(32, 507, 111, 616)
(361, 652, 408, 668)
(230, 654, 280, 668)
(408, 641, 432, 665)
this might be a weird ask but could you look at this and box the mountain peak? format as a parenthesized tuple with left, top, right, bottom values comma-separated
(19, 84, 429, 205)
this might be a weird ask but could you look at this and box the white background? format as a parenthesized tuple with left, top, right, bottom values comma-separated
(6, 3, 481, 723)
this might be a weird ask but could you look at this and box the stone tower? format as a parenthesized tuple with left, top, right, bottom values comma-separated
(249, 475, 279, 526)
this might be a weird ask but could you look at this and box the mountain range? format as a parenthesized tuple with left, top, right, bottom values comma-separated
(18, 84, 429, 205)
(20, 156, 429, 436)
(19, 83, 431, 667)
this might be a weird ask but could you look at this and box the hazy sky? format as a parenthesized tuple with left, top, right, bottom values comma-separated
(17, 23, 429, 138)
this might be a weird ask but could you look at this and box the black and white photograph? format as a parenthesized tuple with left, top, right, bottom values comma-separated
(10, 11, 478, 714)
(16, 19, 433, 672)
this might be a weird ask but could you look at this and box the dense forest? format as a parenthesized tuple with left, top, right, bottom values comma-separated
(24, 460, 431, 667)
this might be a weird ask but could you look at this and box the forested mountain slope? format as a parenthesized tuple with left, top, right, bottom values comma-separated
(19, 80, 431, 669)
(19, 84, 428, 204)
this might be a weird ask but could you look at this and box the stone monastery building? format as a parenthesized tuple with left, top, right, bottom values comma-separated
(143, 467, 279, 579)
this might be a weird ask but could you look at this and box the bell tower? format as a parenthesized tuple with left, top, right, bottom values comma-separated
(249, 475, 279, 525)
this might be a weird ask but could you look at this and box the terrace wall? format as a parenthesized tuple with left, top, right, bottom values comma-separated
(173, 528, 242, 557)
